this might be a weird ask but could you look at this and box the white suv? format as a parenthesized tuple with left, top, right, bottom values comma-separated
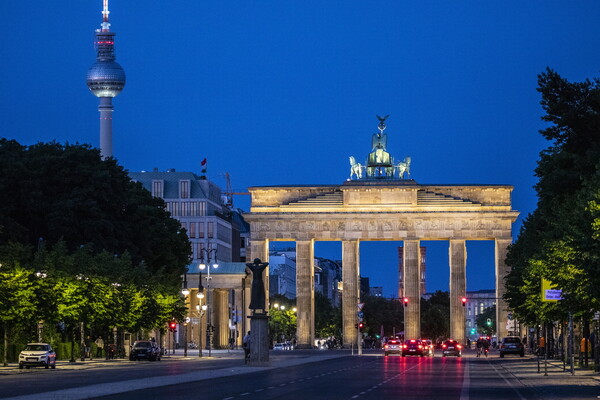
(18, 343, 57, 369)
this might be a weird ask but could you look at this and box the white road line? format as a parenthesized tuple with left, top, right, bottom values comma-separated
(240, 392, 250, 396)
(489, 361, 527, 400)
(459, 358, 469, 400)
(255, 389, 264, 392)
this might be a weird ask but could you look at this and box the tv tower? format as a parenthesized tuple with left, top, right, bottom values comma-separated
(86, 0, 126, 159)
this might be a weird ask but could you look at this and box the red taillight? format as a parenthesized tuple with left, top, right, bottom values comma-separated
(384, 345, 388, 349)
(403, 344, 407, 349)
(457, 344, 462, 349)
(418, 345, 423, 349)
(442, 344, 447, 349)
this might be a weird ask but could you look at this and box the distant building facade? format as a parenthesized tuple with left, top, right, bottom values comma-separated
(465, 289, 496, 340)
(269, 253, 297, 299)
(370, 286, 384, 297)
(130, 169, 245, 264)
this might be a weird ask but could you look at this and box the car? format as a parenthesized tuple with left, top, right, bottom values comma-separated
(18, 343, 57, 369)
(383, 338, 403, 356)
(499, 336, 525, 358)
(402, 339, 429, 357)
(441, 339, 462, 357)
(422, 339, 435, 356)
(129, 340, 161, 361)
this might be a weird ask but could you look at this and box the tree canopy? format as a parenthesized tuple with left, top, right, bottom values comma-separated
(505, 69, 600, 323)
(0, 139, 190, 289)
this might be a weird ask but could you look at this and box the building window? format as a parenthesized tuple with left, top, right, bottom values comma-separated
(179, 180, 190, 199)
(198, 222, 204, 238)
(181, 202, 190, 216)
(152, 180, 164, 198)
(189, 222, 196, 239)
(208, 222, 214, 238)
(181, 221, 187, 232)
(198, 202, 206, 216)
(240, 237, 246, 248)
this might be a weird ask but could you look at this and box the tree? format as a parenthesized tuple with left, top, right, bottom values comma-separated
(421, 291, 450, 341)
(505, 69, 600, 322)
(475, 305, 496, 336)
(362, 295, 403, 338)
(0, 140, 190, 290)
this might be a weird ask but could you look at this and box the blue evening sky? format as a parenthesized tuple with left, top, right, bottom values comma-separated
(3, 1, 600, 296)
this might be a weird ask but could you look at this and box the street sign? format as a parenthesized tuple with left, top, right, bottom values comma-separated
(357, 303, 364, 311)
(507, 312, 513, 320)
(594, 312, 600, 321)
(506, 320, 515, 330)
(191, 318, 199, 325)
(357, 311, 364, 320)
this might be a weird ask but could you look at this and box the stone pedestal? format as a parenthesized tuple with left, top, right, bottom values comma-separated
(342, 240, 360, 347)
(247, 314, 270, 367)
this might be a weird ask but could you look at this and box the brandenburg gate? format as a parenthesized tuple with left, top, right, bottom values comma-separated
(244, 117, 519, 347)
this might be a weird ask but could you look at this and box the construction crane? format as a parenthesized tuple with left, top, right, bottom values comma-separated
(221, 172, 250, 209)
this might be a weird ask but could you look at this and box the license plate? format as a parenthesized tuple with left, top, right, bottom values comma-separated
(26, 357, 37, 361)
(448, 347, 454, 349)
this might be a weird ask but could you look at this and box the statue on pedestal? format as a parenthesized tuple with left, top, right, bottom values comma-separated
(246, 258, 269, 313)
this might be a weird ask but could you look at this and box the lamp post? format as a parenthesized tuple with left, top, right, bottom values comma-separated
(181, 268, 190, 357)
(199, 248, 218, 357)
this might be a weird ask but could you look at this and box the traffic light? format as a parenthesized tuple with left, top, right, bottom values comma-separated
(403, 297, 409, 307)
(486, 318, 492, 326)
(461, 297, 467, 307)
(358, 322, 364, 330)
(169, 321, 177, 332)
(470, 328, 476, 335)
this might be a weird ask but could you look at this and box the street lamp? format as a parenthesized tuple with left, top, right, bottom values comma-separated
(199, 248, 218, 357)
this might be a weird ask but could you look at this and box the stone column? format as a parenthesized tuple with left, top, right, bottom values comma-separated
(213, 289, 230, 348)
(296, 240, 315, 348)
(449, 240, 467, 343)
(495, 239, 512, 341)
(403, 240, 421, 339)
(342, 240, 360, 347)
(234, 289, 244, 347)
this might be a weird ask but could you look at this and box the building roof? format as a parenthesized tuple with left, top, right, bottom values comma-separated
(130, 170, 218, 200)
(186, 262, 247, 275)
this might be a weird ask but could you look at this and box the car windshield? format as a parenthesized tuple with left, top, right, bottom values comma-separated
(25, 345, 49, 351)
(388, 340, 399, 344)
(504, 337, 521, 343)
(444, 341, 457, 345)
(134, 342, 151, 348)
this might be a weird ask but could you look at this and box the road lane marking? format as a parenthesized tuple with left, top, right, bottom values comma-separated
(459, 358, 469, 400)
(489, 361, 527, 400)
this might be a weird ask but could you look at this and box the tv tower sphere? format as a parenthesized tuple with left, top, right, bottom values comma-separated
(86, 61, 126, 98)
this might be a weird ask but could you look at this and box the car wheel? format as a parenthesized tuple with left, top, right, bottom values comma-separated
(19, 363, 23, 370)
(45, 362, 49, 369)
(25, 366, 30, 369)
(458, 353, 461, 357)
(384, 352, 389, 356)
(442, 354, 446, 357)
(500, 353, 504, 358)
(51, 363, 56, 369)
(520, 352, 524, 357)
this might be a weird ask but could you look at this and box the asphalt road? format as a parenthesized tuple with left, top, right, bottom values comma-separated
(95, 354, 541, 400)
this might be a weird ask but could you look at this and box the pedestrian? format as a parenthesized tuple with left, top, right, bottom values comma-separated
(84, 336, 91, 359)
(243, 331, 251, 363)
(95, 336, 104, 359)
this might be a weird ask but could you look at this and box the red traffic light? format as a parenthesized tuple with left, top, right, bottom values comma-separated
(358, 322, 364, 330)
(169, 321, 177, 331)
(461, 297, 467, 306)
(403, 297, 409, 307)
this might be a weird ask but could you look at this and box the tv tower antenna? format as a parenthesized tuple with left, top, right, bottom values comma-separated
(86, 0, 126, 159)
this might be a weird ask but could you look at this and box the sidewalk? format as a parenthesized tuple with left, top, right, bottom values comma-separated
(495, 355, 600, 400)
(0, 348, 245, 373)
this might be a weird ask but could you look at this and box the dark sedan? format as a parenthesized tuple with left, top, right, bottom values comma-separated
(402, 339, 429, 357)
(129, 340, 161, 361)
(499, 336, 525, 357)
(441, 339, 462, 357)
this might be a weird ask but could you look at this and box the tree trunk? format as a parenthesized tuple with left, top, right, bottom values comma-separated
(3, 323, 8, 366)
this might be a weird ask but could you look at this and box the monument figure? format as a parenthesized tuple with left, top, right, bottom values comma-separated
(246, 258, 268, 313)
